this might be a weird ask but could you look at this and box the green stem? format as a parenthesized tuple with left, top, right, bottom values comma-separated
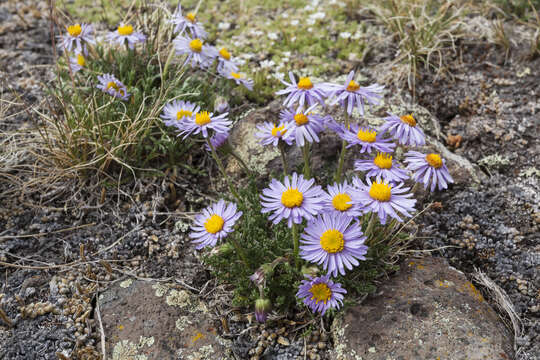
(206, 138, 242, 203)
(162, 45, 176, 81)
(334, 112, 351, 183)
(228, 236, 250, 268)
(302, 144, 311, 179)
(292, 223, 300, 270)
(229, 148, 252, 177)
(365, 213, 377, 244)
(278, 141, 289, 178)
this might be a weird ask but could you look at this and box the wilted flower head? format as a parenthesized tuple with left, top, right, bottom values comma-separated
(354, 152, 409, 183)
(58, 23, 95, 54)
(275, 72, 329, 109)
(69, 53, 86, 73)
(96, 74, 130, 101)
(260, 172, 324, 228)
(190, 200, 242, 249)
(353, 177, 416, 225)
(279, 104, 326, 147)
(300, 213, 368, 277)
(160, 100, 199, 128)
(170, 5, 208, 38)
(173, 35, 217, 69)
(329, 71, 384, 115)
(255, 121, 293, 147)
(338, 124, 396, 154)
(379, 113, 425, 146)
(204, 130, 230, 152)
(404, 151, 454, 191)
(177, 111, 231, 139)
(296, 275, 346, 315)
(107, 23, 146, 49)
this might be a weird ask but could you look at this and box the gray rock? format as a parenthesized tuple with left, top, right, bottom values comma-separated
(331, 257, 514, 360)
(97, 280, 232, 360)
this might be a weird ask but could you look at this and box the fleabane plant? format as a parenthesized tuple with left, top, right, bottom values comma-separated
(44, 2, 253, 177)
(189, 62, 454, 321)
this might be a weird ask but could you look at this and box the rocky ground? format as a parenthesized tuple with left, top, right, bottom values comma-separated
(1, 0, 539, 359)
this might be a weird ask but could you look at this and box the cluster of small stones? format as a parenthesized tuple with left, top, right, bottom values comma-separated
(50, 275, 99, 348)
(240, 322, 330, 360)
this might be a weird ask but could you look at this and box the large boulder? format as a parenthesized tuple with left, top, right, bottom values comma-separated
(97, 280, 232, 360)
(331, 256, 514, 360)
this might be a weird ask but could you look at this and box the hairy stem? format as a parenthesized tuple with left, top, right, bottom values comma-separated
(292, 223, 300, 270)
(228, 236, 250, 268)
(206, 138, 242, 203)
(278, 141, 289, 178)
(302, 144, 311, 179)
(334, 112, 351, 183)
(365, 213, 378, 244)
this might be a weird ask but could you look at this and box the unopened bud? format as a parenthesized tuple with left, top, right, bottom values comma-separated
(255, 298, 271, 323)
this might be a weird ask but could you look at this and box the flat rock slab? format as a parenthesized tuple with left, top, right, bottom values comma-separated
(97, 280, 231, 360)
(331, 257, 514, 360)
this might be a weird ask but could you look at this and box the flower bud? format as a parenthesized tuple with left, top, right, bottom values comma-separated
(249, 269, 265, 287)
(255, 298, 271, 323)
(214, 96, 229, 114)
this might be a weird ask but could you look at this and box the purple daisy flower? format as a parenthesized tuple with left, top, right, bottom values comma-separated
(107, 23, 146, 49)
(189, 199, 242, 249)
(216, 47, 239, 73)
(68, 53, 85, 73)
(354, 152, 409, 183)
(204, 130, 230, 152)
(296, 275, 347, 315)
(338, 124, 396, 153)
(255, 121, 294, 147)
(173, 35, 217, 69)
(329, 71, 384, 116)
(404, 151, 454, 191)
(260, 172, 324, 228)
(300, 213, 368, 277)
(160, 100, 199, 128)
(379, 113, 426, 146)
(96, 74, 130, 100)
(177, 111, 231, 139)
(353, 177, 416, 225)
(275, 72, 329, 109)
(321, 181, 364, 218)
(221, 69, 253, 91)
(279, 104, 326, 147)
(170, 5, 208, 38)
(57, 23, 95, 54)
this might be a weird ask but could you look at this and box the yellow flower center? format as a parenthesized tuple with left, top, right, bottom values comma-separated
(219, 47, 231, 60)
(76, 54, 85, 67)
(309, 283, 332, 304)
(294, 113, 309, 126)
(357, 129, 377, 143)
(400, 114, 417, 127)
(230, 72, 242, 79)
(332, 193, 352, 212)
(189, 38, 203, 53)
(117, 24, 134, 36)
(204, 214, 224, 234)
(297, 77, 313, 90)
(346, 80, 360, 92)
(281, 188, 303, 208)
(425, 153, 443, 168)
(67, 24, 82, 37)
(106, 81, 119, 91)
(271, 124, 287, 137)
(369, 182, 392, 202)
(176, 109, 193, 120)
(195, 111, 211, 126)
(373, 152, 393, 169)
(186, 12, 196, 23)
(320, 229, 345, 253)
